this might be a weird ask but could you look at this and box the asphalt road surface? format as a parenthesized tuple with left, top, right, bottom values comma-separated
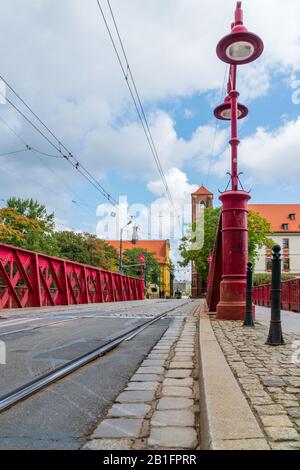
(0, 299, 194, 450)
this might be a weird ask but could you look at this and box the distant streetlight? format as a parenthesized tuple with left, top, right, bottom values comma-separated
(120, 220, 132, 274)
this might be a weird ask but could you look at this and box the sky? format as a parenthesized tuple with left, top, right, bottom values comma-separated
(1, 0, 300, 280)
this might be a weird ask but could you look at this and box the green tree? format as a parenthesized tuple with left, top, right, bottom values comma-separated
(123, 248, 160, 285)
(53, 232, 119, 270)
(0, 208, 40, 246)
(7, 197, 55, 232)
(54, 231, 93, 264)
(84, 234, 119, 271)
(0, 206, 59, 255)
(179, 207, 273, 279)
(248, 210, 274, 263)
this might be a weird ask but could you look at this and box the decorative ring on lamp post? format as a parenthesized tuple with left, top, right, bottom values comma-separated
(214, 95, 248, 121)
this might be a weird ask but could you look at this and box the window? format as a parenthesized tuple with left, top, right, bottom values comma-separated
(282, 224, 289, 230)
(282, 239, 289, 249)
(266, 258, 272, 271)
(289, 213, 296, 220)
(283, 258, 290, 272)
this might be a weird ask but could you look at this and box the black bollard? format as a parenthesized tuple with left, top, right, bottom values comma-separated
(266, 245, 285, 346)
(244, 262, 254, 327)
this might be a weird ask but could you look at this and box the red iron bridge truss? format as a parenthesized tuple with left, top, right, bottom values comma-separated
(0, 243, 144, 310)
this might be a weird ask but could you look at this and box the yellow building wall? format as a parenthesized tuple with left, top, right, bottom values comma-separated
(159, 242, 171, 298)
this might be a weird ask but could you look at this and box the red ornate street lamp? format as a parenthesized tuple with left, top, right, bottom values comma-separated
(216, 1, 264, 65)
(214, 2, 263, 320)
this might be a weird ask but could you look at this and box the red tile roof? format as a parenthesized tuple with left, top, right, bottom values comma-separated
(192, 185, 213, 196)
(249, 204, 300, 233)
(107, 240, 169, 264)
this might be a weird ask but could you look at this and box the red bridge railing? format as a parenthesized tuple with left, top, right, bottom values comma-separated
(0, 243, 144, 310)
(253, 278, 300, 313)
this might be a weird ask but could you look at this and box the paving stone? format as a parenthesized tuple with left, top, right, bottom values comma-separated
(108, 403, 151, 418)
(287, 408, 300, 419)
(270, 441, 300, 450)
(213, 439, 270, 450)
(173, 356, 193, 362)
(277, 400, 299, 407)
(142, 360, 166, 367)
(117, 390, 155, 403)
(285, 378, 300, 387)
(166, 369, 191, 379)
(162, 386, 193, 398)
(175, 349, 194, 353)
(92, 419, 143, 439)
(260, 415, 294, 428)
(148, 354, 169, 360)
(265, 427, 300, 442)
(286, 388, 300, 394)
(151, 409, 195, 427)
(148, 427, 197, 449)
(157, 397, 193, 410)
(126, 382, 159, 391)
(175, 352, 195, 357)
(169, 361, 193, 369)
(249, 396, 274, 405)
(261, 378, 286, 388)
(137, 367, 165, 374)
(83, 439, 132, 450)
(254, 405, 286, 416)
(131, 374, 161, 382)
(164, 378, 194, 387)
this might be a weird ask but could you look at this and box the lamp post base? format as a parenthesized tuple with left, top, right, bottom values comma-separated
(216, 190, 255, 321)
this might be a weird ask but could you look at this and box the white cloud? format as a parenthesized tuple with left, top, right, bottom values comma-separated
(212, 117, 300, 186)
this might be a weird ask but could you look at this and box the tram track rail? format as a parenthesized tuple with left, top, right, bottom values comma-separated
(0, 301, 190, 413)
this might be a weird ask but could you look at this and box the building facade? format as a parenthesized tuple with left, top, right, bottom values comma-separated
(107, 239, 171, 298)
(249, 204, 300, 275)
(191, 186, 213, 298)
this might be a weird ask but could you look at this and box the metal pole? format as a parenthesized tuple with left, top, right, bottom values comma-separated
(229, 65, 239, 191)
(119, 229, 123, 274)
(244, 262, 254, 327)
(266, 245, 285, 346)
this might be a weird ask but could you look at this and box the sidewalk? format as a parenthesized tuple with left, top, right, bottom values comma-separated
(211, 315, 300, 450)
(83, 302, 200, 450)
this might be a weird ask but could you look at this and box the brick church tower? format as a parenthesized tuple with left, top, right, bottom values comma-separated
(191, 186, 213, 298)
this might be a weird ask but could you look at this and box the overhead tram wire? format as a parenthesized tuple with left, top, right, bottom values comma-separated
(96, 0, 177, 215)
(106, 0, 174, 206)
(0, 115, 95, 218)
(0, 86, 122, 212)
(0, 148, 28, 157)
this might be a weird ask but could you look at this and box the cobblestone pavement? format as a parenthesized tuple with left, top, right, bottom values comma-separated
(211, 318, 300, 450)
(83, 308, 199, 450)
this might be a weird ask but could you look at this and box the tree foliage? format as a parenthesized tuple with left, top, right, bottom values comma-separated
(7, 197, 55, 232)
(0, 198, 119, 271)
(179, 207, 273, 278)
(123, 248, 160, 285)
